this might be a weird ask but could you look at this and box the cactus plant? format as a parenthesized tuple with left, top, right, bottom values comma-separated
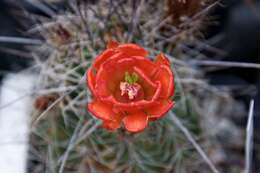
(27, 1, 246, 173)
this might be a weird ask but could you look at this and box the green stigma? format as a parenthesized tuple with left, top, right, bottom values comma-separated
(124, 72, 139, 84)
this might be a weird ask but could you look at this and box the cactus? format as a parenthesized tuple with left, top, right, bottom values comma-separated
(28, 1, 245, 173)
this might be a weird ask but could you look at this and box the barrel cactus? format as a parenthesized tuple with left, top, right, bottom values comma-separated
(28, 1, 245, 173)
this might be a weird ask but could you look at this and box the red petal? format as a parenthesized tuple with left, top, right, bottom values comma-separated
(87, 100, 114, 121)
(93, 49, 116, 70)
(132, 56, 158, 77)
(95, 55, 164, 109)
(123, 111, 148, 132)
(146, 100, 174, 120)
(117, 44, 148, 57)
(95, 55, 156, 98)
(133, 66, 157, 100)
(87, 68, 96, 95)
(133, 66, 157, 88)
(101, 82, 161, 112)
(154, 53, 171, 67)
(95, 52, 127, 97)
(107, 40, 119, 49)
(152, 65, 174, 98)
(102, 120, 121, 131)
(102, 112, 123, 131)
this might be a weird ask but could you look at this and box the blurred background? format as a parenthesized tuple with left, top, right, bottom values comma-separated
(0, 0, 259, 173)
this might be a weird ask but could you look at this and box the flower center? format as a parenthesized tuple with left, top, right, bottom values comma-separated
(120, 72, 141, 100)
(120, 82, 141, 100)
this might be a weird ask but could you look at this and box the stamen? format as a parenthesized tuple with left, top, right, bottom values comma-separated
(120, 82, 127, 96)
(120, 72, 141, 100)
(120, 82, 140, 100)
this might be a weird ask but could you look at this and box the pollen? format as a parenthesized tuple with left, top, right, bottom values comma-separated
(120, 82, 140, 100)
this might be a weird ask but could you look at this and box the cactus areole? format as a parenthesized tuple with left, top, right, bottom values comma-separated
(87, 41, 175, 133)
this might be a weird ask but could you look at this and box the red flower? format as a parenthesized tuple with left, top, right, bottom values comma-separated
(87, 41, 175, 133)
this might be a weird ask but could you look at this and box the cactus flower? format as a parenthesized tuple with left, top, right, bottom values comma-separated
(87, 41, 175, 133)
